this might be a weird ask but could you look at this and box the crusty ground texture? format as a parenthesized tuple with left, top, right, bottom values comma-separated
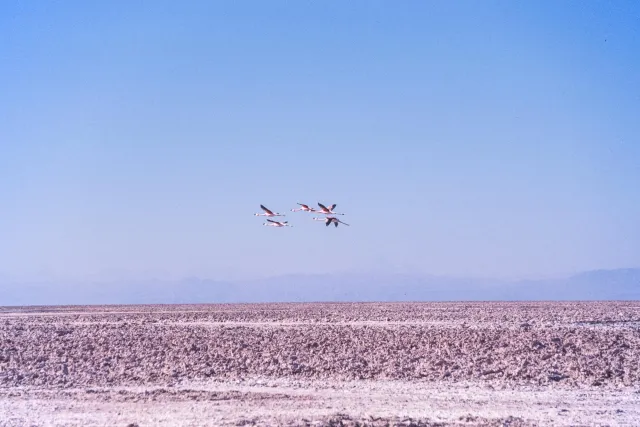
(1, 301, 639, 426)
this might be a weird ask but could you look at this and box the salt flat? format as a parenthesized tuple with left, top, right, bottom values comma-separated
(1, 302, 639, 426)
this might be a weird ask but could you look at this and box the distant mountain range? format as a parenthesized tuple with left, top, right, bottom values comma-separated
(1, 268, 639, 306)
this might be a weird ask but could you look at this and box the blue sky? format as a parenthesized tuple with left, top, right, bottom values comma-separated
(1, 0, 639, 283)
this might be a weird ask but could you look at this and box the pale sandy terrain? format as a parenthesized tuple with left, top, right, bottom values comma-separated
(1, 302, 639, 426)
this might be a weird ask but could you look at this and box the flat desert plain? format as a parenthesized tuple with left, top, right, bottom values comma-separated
(1, 302, 640, 426)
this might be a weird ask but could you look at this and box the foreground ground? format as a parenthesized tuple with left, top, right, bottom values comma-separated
(1, 301, 639, 426)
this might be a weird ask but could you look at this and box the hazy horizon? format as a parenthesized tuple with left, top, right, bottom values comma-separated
(2, 267, 639, 306)
(2, 265, 639, 284)
(2, 1, 639, 292)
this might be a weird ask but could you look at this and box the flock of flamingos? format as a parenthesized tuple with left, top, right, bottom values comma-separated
(254, 203, 350, 229)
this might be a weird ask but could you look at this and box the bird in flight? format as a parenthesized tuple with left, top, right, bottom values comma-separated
(317, 202, 344, 215)
(291, 203, 317, 212)
(255, 204, 285, 217)
(263, 219, 293, 227)
(313, 216, 350, 228)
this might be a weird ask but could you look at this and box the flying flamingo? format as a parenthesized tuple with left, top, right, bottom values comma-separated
(263, 219, 293, 227)
(313, 216, 350, 228)
(317, 202, 344, 215)
(254, 204, 285, 217)
(291, 203, 317, 212)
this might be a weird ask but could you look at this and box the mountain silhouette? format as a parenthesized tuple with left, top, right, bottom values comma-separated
(1, 268, 638, 306)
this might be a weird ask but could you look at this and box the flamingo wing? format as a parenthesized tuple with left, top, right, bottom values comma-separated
(260, 205, 274, 215)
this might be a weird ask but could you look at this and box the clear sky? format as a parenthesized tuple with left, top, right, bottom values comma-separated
(1, 0, 639, 283)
